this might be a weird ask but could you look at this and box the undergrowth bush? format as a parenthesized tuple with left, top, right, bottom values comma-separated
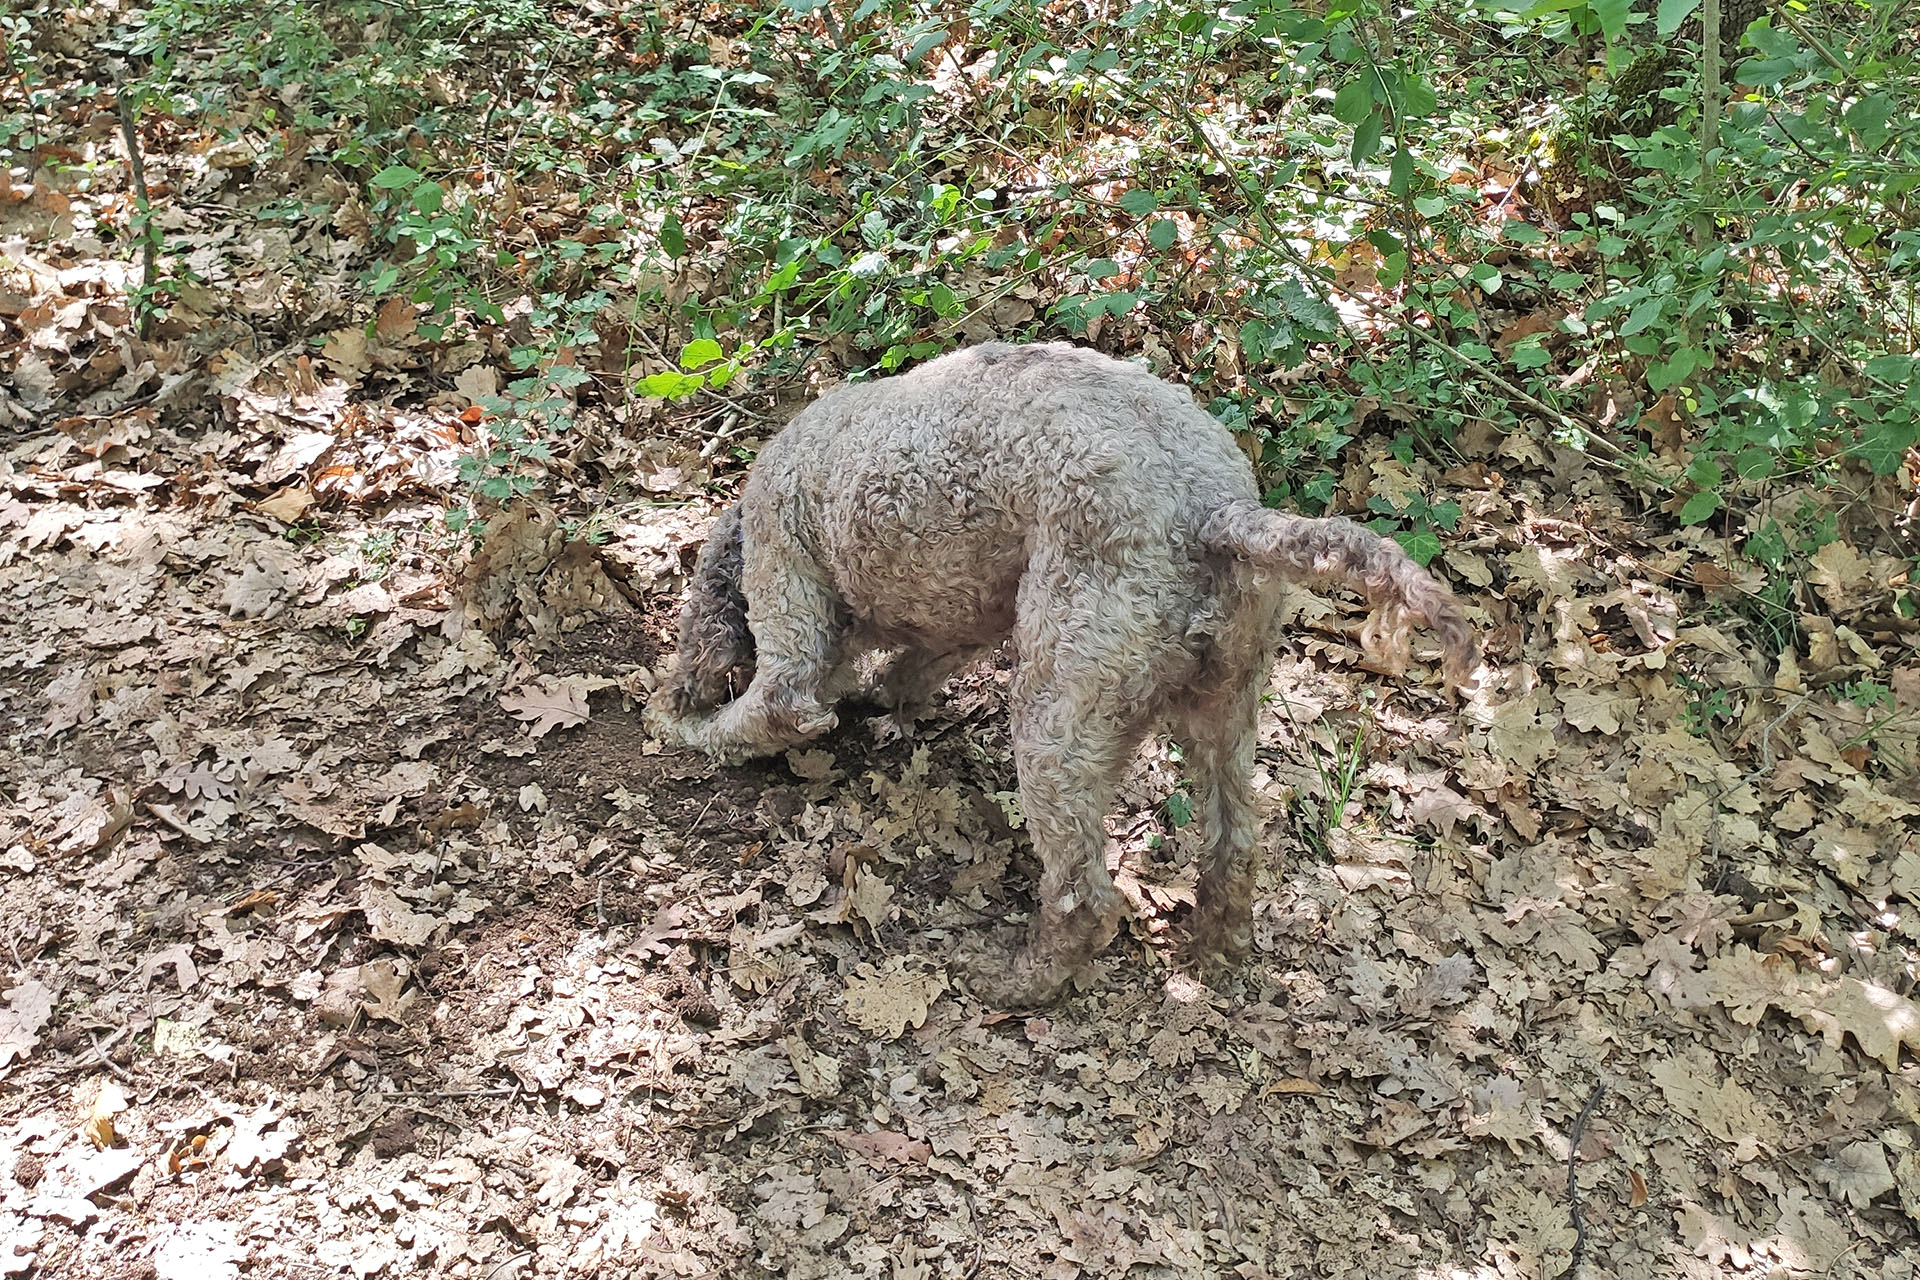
(79, 0, 1920, 559)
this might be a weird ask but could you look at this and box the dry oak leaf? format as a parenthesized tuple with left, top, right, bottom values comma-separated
(784, 1030, 842, 1099)
(1648, 1051, 1778, 1155)
(1558, 686, 1638, 735)
(1406, 778, 1482, 837)
(1806, 540, 1876, 615)
(255, 486, 314, 523)
(1707, 946, 1920, 1069)
(220, 562, 288, 619)
(1483, 691, 1557, 773)
(1817, 1140, 1896, 1208)
(843, 961, 945, 1041)
(1504, 545, 1583, 606)
(499, 675, 596, 737)
(832, 1128, 932, 1166)
(843, 864, 895, 931)
(0, 979, 55, 1070)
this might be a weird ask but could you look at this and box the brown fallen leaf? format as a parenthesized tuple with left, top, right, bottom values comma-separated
(83, 1080, 129, 1149)
(0, 979, 55, 1071)
(255, 485, 314, 523)
(375, 295, 418, 343)
(500, 676, 593, 737)
(832, 1128, 932, 1166)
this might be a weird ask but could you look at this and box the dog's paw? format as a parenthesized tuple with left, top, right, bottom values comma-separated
(642, 698, 693, 749)
(1184, 900, 1254, 967)
(952, 929, 1075, 1009)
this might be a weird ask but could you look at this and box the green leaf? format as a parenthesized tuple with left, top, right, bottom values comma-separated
(1331, 77, 1374, 125)
(1619, 296, 1666, 336)
(1469, 263, 1502, 294)
(1413, 194, 1448, 217)
(371, 164, 423, 189)
(660, 215, 686, 259)
(1367, 229, 1403, 256)
(1655, 0, 1697, 37)
(1845, 92, 1894, 149)
(1733, 446, 1775, 479)
(1351, 111, 1384, 166)
(1736, 55, 1799, 87)
(1857, 419, 1919, 475)
(1685, 458, 1723, 489)
(679, 338, 725, 370)
(639, 370, 705, 400)
(1679, 489, 1721, 524)
(1118, 188, 1158, 215)
(1164, 792, 1194, 829)
(1147, 219, 1178, 249)
(1397, 72, 1437, 119)
(1591, 0, 1634, 41)
(1511, 336, 1552, 370)
(1388, 147, 1414, 197)
(903, 27, 948, 64)
(1395, 529, 1443, 566)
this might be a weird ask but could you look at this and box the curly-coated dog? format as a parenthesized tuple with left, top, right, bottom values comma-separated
(647, 342, 1474, 1005)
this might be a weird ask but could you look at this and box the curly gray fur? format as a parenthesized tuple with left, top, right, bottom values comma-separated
(647, 342, 1476, 1006)
(657, 503, 754, 717)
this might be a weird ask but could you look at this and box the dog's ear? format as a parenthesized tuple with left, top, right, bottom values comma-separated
(653, 505, 757, 716)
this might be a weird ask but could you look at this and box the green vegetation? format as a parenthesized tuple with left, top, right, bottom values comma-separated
(9, 0, 1917, 570)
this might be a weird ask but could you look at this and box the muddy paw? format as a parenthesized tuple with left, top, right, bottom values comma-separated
(642, 698, 689, 746)
(1184, 900, 1253, 968)
(952, 929, 1075, 1009)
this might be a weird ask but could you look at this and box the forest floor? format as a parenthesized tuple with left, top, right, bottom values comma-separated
(5, 323, 1920, 1279)
(6, 3, 1920, 1278)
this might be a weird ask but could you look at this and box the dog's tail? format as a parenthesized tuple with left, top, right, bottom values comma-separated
(656, 504, 757, 716)
(1202, 499, 1477, 687)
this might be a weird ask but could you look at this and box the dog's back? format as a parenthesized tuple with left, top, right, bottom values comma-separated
(745, 343, 1255, 650)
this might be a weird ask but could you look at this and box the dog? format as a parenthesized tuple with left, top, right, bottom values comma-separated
(646, 342, 1474, 1004)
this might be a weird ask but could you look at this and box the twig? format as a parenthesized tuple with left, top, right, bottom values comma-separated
(383, 1086, 520, 1099)
(1696, 0, 1722, 246)
(1566, 1081, 1606, 1276)
(114, 89, 156, 341)
(47, 1026, 131, 1076)
(1773, 8, 1852, 77)
(89, 1030, 136, 1084)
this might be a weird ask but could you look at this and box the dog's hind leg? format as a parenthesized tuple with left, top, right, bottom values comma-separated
(1174, 683, 1264, 965)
